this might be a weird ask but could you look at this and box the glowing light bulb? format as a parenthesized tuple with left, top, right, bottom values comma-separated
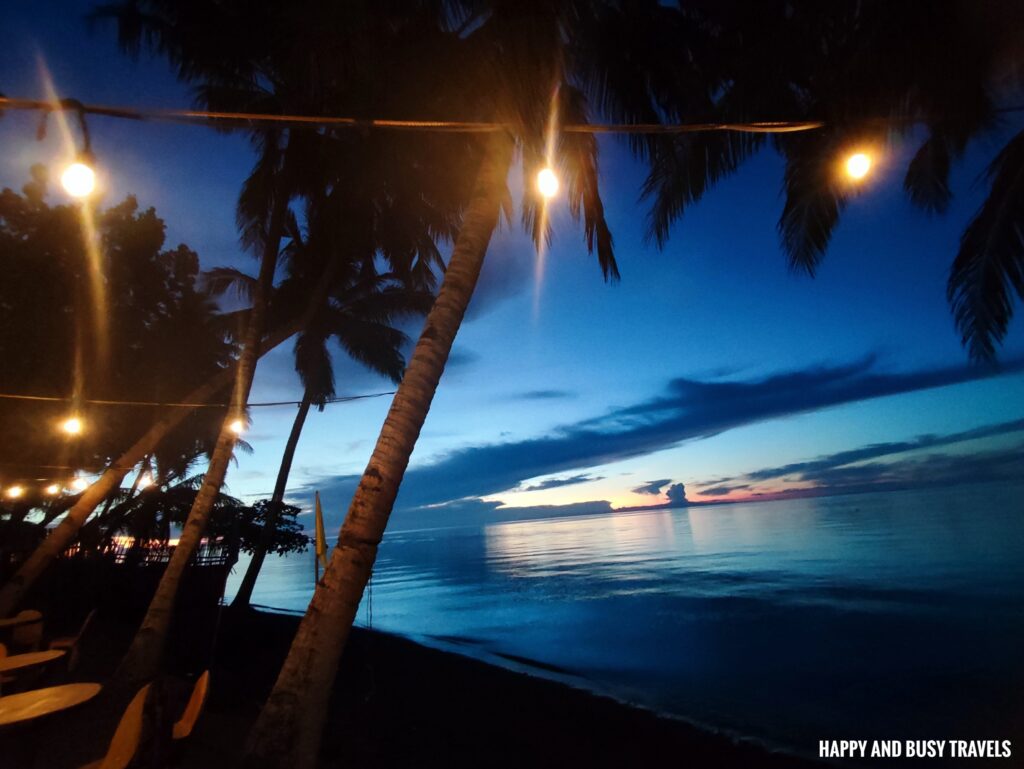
(536, 167, 559, 199)
(71, 477, 88, 492)
(845, 152, 872, 181)
(45, 483, 61, 495)
(137, 473, 152, 491)
(229, 418, 246, 435)
(62, 416, 83, 435)
(6, 485, 25, 499)
(61, 162, 96, 198)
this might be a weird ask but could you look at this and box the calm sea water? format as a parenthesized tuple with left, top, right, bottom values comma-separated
(226, 482, 1024, 759)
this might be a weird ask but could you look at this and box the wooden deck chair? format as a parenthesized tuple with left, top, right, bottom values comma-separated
(79, 684, 151, 769)
(10, 610, 43, 651)
(172, 671, 209, 741)
(49, 609, 97, 672)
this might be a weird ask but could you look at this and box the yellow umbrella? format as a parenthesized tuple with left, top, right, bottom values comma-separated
(314, 491, 328, 583)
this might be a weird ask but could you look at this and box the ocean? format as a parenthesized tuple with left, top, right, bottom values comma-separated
(225, 481, 1024, 760)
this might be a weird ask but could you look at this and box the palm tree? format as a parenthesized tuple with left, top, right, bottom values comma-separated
(242, 2, 714, 765)
(228, 212, 434, 609)
(102, 0, 477, 687)
(639, 0, 1024, 360)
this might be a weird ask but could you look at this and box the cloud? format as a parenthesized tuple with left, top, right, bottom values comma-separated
(666, 482, 688, 505)
(308, 356, 1023, 524)
(748, 441, 1024, 500)
(445, 348, 480, 368)
(512, 389, 576, 401)
(698, 482, 751, 496)
(520, 473, 602, 491)
(701, 417, 1024, 492)
(632, 478, 672, 495)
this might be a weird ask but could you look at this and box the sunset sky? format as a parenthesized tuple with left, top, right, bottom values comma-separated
(3, 1, 1024, 530)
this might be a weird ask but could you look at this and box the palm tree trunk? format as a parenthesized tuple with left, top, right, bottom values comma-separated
(231, 386, 314, 608)
(113, 193, 288, 688)
(0, 319, 302, 617)
(242, 132, 513, 769)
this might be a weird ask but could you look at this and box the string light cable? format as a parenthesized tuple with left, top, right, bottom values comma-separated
(3, 95, 1023, 134)
(0, 96, 829, 134)
(0, 390, 396, 409)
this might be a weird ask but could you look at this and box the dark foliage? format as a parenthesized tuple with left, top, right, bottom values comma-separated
(0, 169, 235, 501)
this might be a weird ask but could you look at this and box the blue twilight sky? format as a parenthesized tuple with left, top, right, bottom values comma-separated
(3, 1, 1024, 531)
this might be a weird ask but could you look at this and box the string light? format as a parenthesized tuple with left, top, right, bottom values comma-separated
(5, 485, 25, 499)
(536, 167, 559, 199)
(71, 477, 89, 492)
(60, 159, 97, 198)
(61, 416, 84, 435)
(845, 152, 872, 180)
(45, 483, 61, 495)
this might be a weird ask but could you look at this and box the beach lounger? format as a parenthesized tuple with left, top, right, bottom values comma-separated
(172, 670, 209, 741)
(49, 609, 96, 672)
(79, 684, 150, 769)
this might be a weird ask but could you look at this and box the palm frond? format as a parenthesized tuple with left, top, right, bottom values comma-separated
(777, 131, 851, 275)
(294, 331, 336, 407)
(904, 101, 992, 214)
(332, 319, 409, 385)
(948, 128, 1024, 361)
(203, 266, 257, 302)
(642, 130, 763, 249)
(541, 84, 615, 281)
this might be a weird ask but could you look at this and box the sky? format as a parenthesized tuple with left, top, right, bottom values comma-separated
(3, 1, 1024, 532)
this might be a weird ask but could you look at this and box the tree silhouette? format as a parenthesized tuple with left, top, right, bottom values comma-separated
(98, 0, 476, 687)
(224, 207, 435, 608)
(641, 0, 1024, 359)
(0, 169, 232, 551)
(244, 2, 719, 765)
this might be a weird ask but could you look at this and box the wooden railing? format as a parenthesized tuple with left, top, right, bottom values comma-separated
(61, 539, 235, 566)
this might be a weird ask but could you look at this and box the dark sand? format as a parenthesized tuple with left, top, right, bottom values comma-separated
(3, 608, 824, 768)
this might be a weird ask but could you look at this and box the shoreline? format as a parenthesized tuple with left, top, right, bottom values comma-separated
(206, 608, 823, 768)
(386, 625, 811, 761)
(6, 606, 826, 767)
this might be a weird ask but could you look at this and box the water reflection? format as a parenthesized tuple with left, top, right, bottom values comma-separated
(228, 481, 1024, 758)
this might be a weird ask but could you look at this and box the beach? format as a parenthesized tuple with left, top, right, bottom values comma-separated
(3, 607, 822, 768)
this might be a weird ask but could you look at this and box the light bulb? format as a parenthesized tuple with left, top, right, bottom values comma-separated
(229, 418, 246, 435)
(536, 167, 559, 199)
(61, 162, 96, 198)
(6, 485, 25, 499)
(137, 473, 152, 491)
(45, 483, 61, 495)
(71, 477, 89, 492)
(62, 416, 83, 435)
(845, 152, 872, 181)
